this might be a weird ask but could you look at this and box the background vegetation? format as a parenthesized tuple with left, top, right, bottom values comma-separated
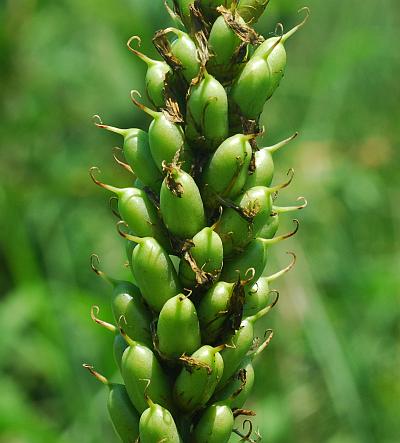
(1, 0, 399, 442)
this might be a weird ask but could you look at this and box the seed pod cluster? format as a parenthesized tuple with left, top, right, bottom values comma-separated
(85, 2, 309, 441)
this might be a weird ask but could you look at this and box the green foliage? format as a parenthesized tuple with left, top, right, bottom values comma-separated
(0, 0, 399, 442)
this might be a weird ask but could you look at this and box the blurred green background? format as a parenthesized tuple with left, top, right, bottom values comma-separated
(1, 0, 399, 442)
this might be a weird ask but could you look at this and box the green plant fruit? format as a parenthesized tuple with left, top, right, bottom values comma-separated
(169, 28, 200, 83)
(121, 338, 174, 414)
(243, 132, 298, 191)
(258, 212, 279, 239)
(83, 366, 140, 443)
(193, 401, 234, 443)
(157, 294, 201, 359)
(243, 252, 295, 317)
(220, 220, 298, 283)
(127, 36, 172, 108)
(113, 334, 128, 371)
(173, 345, 224, 412)
(201, 133, 252, 205)
(211, 355, 254, 409)
(94, 123, 162, 193)
(139, 399, 182, 443)
(90, 260, 154, 346)
(237, 0, 269, 24)
(131, 92, 193, 172)
(186, 70, 229, 150)
(108, 384, 140, 443)
(125, 234, 182, 312)
(160, 165, 206, 239)
(215, 186, 275, 256)
(207, 14, 244, 81)
(178, 227, 223, 288)
(90, 169, 169, 249)
(197, 281, 235, 343)
(200, 0, 233, 20)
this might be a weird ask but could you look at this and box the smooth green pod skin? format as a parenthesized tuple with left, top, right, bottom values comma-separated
(113, 334, 128, 371)
(193, 402, 234, 443)
(173, 345, 224, 412)
(231, 55, 274, 119)
(130, 237, 182, 312)
(160, 167, 206, 239)
(243, 276, 271, 318)
(197, 281, 234, 343)
(148, 111, 193, 172)
(95, 125, 161, 193)
(170, 29, 200, 83)
(207, 15, 242, 80)
(218, 319, 254, 388)
(186, 71, 228, 150)
(139, 401, 181, 443)
(111, 281, 153, 347)
(216, 186, 274, 256)
(157, 294, 201, 359)
(178, 227, 224, 288)
(237, 0, 269, 24)
(243, 146, 274, 190)
(258, 213, 279, 239)
(218, 302, 275, 388)
(211, 356, 254, 409)
(220, 238, 268, 284)
(121, 341, 173, 414)
(127, 39, 172, 108)
(108, 383, 140, 443)
(200, 0, 233, 19)
(201, 134, 252, 203)
(90, 173, 169, 249)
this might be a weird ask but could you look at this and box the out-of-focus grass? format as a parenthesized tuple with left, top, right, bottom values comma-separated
(0, 0, 399, 442)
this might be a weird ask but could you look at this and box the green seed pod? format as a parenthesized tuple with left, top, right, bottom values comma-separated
(258, 212, 279, 239)
(193, 401, 234, 443)
(237, 0, 270, 24)
(89, 168, 169, 250)
(178, 227, 223, 288)
(252, 9, 310, 89)
(121, 333, 174, 414)
(160, 164, 206, 239)
(164, 27, 200, 83)
(113, 334, 128, 371)
(200, 0, 234, 20)
(218, 302, 277, 388)
(157, 293, 201, 359)
(173, 345, 224, 412)
(186, 70, 229, 151)
(127, 36, 172, 108)
(130, 91, 193, 172)
(201, 134, 253, 205)
(90, 257, 153, 347)
(197, 273, 254, 343)
(139, 397, 182, 443)
(207, 13, 244, 81)
(94, 119, 161, 193)
(230, 32, 283, 119)
(243, 132, 298, 191)
(212, 330, 274, 407)
(197, 281, 235, 343)
(215, 174, 294, 256)
(220, 220, 299, 284)
(212, 356, 254, 409)
(172, 0, 194, 29)
(83, 365, 140, 443)
(120, 230, 182, 313)
(244, 252, 295, 317)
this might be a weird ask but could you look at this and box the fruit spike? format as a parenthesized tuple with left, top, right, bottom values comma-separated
(85, 2, 309, 441)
